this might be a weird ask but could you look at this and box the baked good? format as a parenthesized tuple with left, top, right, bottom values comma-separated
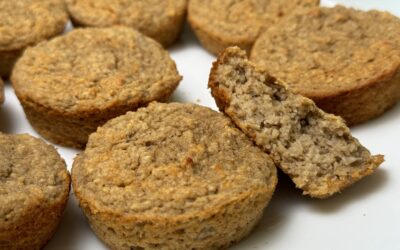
(0, 133, 70, 249)
(209, 47, 384, 198)
(188, 0, 319, 55)
(72, 102, 277, 249)
(251, 6, 400, 125)
(66, 0, 188, 47)
(0, 78, 4, 105)
(12, 27, 181, 148)
(0, 0, 68, 77)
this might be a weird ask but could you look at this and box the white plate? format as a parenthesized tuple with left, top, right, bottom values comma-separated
(1, 1, 399, 249)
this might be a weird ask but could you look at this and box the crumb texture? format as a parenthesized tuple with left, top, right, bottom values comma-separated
(251, 6, 400, 97)
(189, 0, 319, 52)
(210, 47, 383, 198)
(12, 27, 181, 114)
(66, 0, 187, 46)
(0, 133, 70, 249)
(0, 0, 68, 51)
(73, 102, 277, 249)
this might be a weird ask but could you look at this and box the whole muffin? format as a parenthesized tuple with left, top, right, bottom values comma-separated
(251, 6, 400, 125)
(12, 27, 181, 148)
(0, 133, 70, 250)
(72, 102, 277, 249)
(0, 0, 68, 77)
(66, 0, 188, 47)
(188, 0, 319, 55)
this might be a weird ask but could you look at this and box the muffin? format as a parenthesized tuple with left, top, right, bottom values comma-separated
(66, 0, 188, 47)
(188, 0, 319, 55)
(0, 0, 68, 77)
(72, 102, 277, 249)
(0, 133, 71, 249)
(251, 6, 400, 125)
(209, 47, 383, 198)
(12, 27, 181, 148)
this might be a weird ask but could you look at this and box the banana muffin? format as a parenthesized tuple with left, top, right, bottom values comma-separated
(0, 133, 70, 250)
(66, 0, 188, 47)
(72, 102, 277, 249)
(12, 27, 181, 148)
(0, 78, 4, 105)
(188, 0, 319, 55)
(251, 6, 400, 125)
(0, 0, 68, 77)
(209, 47, 383, 198)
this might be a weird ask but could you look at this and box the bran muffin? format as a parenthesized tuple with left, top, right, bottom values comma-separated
(0, 133, 70, 250)
(251, 6, 400, 125)
(209, 47, 383, 198)
(0, 0, 68, 77)
(66, 0, 188, 47)
(72, 102, 277, 249)
(0, 78, 4, 105)
(188, 0, 320, 55)
(12, 27, 181, 148)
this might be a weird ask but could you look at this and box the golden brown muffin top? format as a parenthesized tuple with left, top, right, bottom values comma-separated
(189, 0, 319, 45)
(72, 103, 277, 217)
(0, 0, 68, 51)
(0, 133, 70, 226)
(251, 6, 400, 98)
(12, 27, 181, 114)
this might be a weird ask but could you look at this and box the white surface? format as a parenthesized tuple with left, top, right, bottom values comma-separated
(1, 1, 399, 249)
